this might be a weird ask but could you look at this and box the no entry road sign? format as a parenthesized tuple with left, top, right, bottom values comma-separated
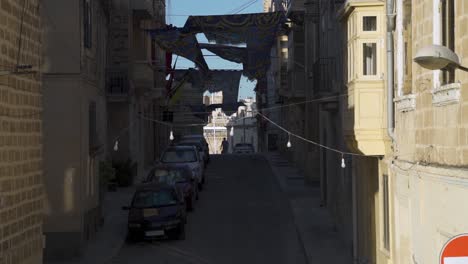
(441, 234, 468, 264)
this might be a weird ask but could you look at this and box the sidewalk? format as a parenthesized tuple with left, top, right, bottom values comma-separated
(264, 152, 351, 264)
(46, 187, 135, 264)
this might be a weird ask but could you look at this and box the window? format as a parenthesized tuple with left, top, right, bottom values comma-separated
(88, 101, 97, 152)
(402, 0, 413, 95)
(363, 16, 377, 31)
(441, 0, 455, 84)
(363, 43, 377, 76)
(151, 39, 157, 65)
(382, 174, 390, 251)
(161, 150, 198, 163)
(84, 0, 92, 48)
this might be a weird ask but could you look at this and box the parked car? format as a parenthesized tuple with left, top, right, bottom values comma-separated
(144, 164, 198, 211)
(181, 135, 208, 148)
(123, 184, 187, 241)
(233, 143, 255, 154)
(175, 141, 208, 167)
(160, 146, 205, 190)
(181, 135, 210, 162)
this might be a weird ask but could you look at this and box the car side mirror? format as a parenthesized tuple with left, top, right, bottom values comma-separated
(122, 206, 130, 210)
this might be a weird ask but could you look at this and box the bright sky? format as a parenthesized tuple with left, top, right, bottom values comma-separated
(166, 0, 263, 100)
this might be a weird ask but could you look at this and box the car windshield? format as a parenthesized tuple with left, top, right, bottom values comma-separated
(162, 150, 197, 163)
(147, 169, 189, 184)
(132, 190, 178, 208)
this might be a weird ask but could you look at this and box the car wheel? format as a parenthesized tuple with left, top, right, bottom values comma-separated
(178, 223, 186, 240)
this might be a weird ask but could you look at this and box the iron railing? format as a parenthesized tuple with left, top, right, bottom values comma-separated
(106, 70, 129, 96)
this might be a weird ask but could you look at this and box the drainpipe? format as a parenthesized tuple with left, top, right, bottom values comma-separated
(352, 160, 358, 264)
(387, 0, 396, 142)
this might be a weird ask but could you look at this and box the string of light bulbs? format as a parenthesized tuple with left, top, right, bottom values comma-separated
(111, 102, 372, 171)
(254, 111, 373, 169)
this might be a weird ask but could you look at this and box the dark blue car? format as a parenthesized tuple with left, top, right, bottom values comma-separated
(123, 184, 187, 241)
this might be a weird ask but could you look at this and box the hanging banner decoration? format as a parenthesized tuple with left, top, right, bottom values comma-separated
(207, 70, 242, 106)
(165, 51, 173, 74)
(199, 43, 247, 64)
(171, 69, 242, 111)
(165, 55, 178, 98)
(148, 26, 210, 74)
(167, 72, 190, 106)
(183, 12, 286, 80)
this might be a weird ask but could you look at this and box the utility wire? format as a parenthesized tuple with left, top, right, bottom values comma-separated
(234, 0, 259, 14)
(229, 0, 257, 14)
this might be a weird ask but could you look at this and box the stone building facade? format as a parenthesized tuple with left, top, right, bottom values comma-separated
(391, 0, 468, 263)
(41, 0, 110, 259)
(107, 0, 168, 182)
(0, 0, 44, 263)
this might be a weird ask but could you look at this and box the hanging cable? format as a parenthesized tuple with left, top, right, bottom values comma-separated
(234, 0, 259, 14)
(255, 111, 370, 158)
(16, 0, 28, 68)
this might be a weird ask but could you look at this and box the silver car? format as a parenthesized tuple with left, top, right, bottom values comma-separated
(160, 146, 205, 190)
(233, 143, 255, 154)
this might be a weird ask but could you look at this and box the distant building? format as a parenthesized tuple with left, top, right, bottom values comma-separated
(227, 101, 258, 153)
(263, 0, 272, 12)
(204, 91, 223, 105)
(204, 109, 229, 154)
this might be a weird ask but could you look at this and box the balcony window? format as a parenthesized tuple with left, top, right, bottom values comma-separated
(363, 16, 377, 31)
(363, 43, 377, 76)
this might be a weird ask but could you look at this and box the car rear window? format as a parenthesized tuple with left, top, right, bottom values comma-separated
(147, 169, 188, 184)
(162, 149, 197, 163)
(132, 190, 177, 208)
(177, 142, 202, 151)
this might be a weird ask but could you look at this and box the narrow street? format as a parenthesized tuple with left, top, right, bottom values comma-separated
(109, 155, 308, 264)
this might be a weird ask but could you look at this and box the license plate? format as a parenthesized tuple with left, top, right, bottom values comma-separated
(143, 208, 159, 217)
(145, 230, 164, 237)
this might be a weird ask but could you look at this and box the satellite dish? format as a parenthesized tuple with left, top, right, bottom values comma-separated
(413, 45, 460, 70)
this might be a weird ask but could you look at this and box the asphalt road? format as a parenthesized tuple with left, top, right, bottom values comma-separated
(109, 154, 308, 264)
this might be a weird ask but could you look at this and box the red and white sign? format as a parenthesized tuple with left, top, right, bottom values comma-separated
(441, 234, 468, 264)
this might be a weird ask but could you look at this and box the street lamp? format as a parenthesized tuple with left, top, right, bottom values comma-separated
(413, 44, 468, 72)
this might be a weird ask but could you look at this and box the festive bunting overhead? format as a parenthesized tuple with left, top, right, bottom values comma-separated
(183, 12, 284, 44)
(183, 12, 286, 80)
(208, 70, 242, 106)
(148, 27, 209, 74)
(174, 69, 242, 108)
(148, 12, 285, 81)
(199, 43, 247, 64)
